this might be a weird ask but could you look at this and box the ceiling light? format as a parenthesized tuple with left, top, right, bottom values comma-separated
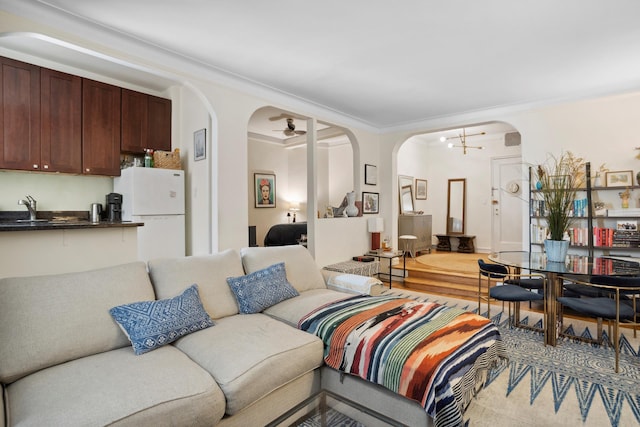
(442, 128, 486, 155)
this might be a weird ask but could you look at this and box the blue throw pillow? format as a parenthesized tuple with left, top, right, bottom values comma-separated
(227, 262, 299, 314)
(109, 284, 214, 355)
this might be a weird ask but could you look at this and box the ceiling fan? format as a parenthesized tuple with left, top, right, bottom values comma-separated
(273, 117, 306, 137)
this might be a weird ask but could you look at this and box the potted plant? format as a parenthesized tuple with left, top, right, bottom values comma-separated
(535, 151, 586, 262)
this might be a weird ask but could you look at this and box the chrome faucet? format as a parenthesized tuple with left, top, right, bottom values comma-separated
(18, 195, 37, 221)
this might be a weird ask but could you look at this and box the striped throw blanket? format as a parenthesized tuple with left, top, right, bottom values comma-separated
(298, 295, 507, 427)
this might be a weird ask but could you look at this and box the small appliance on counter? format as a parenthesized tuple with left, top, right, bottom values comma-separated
(105, 193, 123, 222)
(90, 203, 102, 223)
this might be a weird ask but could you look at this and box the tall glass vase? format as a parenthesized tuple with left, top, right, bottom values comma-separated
(544, 239, 569, 263)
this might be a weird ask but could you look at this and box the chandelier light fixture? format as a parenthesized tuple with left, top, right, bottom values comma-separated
(440, 128, 486, 154)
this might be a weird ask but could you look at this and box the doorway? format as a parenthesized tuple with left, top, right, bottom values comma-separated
(491, 156, 525, 252)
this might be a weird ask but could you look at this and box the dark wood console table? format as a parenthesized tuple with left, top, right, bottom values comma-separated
(435, 234, 476, 253)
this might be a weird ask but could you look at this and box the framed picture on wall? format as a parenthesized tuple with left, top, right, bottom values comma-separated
(362, 192, 379, 214)
(254, 173, 276, 208)
(194, 129, 206, 161)
(364, 164, 377, 185)
(605, 170, 633, 187)
(415, 179, 427, 200)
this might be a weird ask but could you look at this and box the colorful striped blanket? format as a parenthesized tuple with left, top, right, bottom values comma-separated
(298, 295, 507, 427)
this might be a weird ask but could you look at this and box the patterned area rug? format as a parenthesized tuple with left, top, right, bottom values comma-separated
(380, 289, 640, 427)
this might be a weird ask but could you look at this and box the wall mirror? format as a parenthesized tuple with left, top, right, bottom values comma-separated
(446, 178, 466, 234)
(398, 175, 414, 214)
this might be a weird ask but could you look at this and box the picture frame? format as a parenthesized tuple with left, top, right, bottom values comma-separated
(364, 164, 377, 185)
(254, 173, 276, 208)
(415, 179, 427, 200)
(362, 192, 379, 214)
(605, 170, 633, 187)
(194, 128, 206, 161)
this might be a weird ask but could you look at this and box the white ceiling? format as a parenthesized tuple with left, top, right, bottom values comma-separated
(3, 1, 640, 134)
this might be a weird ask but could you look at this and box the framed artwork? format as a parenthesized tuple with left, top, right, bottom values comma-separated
(415, 179, 427, 200)
(362, 192, 379, 214)
(254, 173, 276, 208)
(605, 170, 633, 187)
(194, 129, 206, 161)
(364, 164, 377, 185)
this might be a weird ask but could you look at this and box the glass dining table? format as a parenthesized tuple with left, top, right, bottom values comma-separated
(488, 251, 640, 346)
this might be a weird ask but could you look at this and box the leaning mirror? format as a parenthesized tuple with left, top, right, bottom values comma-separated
(446, 178, 466, 234)
(398, 175, 414, 214)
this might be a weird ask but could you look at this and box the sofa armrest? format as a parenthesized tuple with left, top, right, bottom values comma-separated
(324, 272, 384, 296)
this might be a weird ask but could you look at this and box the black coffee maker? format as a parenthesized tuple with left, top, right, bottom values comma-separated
(106, 193, 123, 222)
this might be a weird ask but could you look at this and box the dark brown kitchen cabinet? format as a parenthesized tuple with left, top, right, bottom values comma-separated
(121, 88, 171, 153)
(41, 68, 82, 173)
(0, 57, 41, 171)
(82, 79, 121, 176)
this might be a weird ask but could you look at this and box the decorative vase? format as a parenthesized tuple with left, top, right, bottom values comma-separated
(345, 191, 359, 217)
(535, 181, 542, 190)
(544, 239, 569, 263)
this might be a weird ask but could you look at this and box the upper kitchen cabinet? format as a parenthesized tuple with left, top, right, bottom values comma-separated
(41, 68, 82, 173)
(0, 57, 41, 171)
(121, 88, 171, 153)
(82, 79, 121, 176)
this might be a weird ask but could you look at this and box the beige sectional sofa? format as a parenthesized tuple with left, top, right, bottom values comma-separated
(0, 245, 431, 427)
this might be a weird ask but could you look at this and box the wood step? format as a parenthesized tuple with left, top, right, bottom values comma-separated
(400, 259, 478, 299)
(399, 276, 478, 299)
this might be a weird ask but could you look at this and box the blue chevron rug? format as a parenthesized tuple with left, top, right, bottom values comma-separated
(380, 289, 640, 427)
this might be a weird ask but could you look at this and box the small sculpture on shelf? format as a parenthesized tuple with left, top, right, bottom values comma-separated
(619, 188, 631, 209)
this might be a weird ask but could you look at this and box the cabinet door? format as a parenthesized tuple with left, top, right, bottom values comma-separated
(82, 79, 121, 176)
(0, 57, 40, 171)
(41, 68, 82, 173)
(120, 88, 148, 154)
(121, 90, 171, 153)
(147, 95, 171, 151)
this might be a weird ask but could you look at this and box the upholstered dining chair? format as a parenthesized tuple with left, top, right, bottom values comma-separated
(478, 259, 546, 330)
(557, 275, 640, 373)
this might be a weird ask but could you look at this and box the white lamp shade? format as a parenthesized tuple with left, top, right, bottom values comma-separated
(367, 217, 384, 233)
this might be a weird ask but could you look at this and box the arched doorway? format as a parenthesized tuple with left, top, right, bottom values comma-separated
(396, 122, 523, 253)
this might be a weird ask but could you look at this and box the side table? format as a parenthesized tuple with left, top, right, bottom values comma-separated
(368, 250, 405, 288)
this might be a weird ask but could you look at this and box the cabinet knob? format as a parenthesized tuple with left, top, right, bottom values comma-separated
(85, 168, 90, 172)
(43, 164, 49, 169)
(32, 164, 39, 169)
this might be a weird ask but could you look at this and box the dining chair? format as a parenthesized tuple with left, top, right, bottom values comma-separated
(557, 275, 640, 373)
(478, 259, 546, 330)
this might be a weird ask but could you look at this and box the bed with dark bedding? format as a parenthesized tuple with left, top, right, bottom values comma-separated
(263, 222, 307, 246)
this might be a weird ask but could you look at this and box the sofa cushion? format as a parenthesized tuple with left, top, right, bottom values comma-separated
(240, 245, 326, 293)
(0, 262, 154, 384)
(264, 288, 353, 326)
(110, 284, 215, 355)
(148, 249, 245, 319)
(174, 313, 323, 416)
(5, 346, 224, 427)
(226, 262, 299, 314)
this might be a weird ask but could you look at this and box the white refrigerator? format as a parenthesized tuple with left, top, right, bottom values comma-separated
(114, 167, 185, 263)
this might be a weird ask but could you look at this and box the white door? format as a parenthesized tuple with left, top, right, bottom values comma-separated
(491, 156, 526, 252)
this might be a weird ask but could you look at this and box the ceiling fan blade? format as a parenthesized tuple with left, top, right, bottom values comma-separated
(268, 113, 290, 122)
(295, 130, 306, 135)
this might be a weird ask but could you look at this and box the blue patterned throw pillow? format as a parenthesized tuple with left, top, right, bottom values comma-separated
(227, 262, 299, 314)
(109, 284, 214, 355)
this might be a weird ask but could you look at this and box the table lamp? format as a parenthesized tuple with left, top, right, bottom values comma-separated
(367, 217, 384, 250)
(289, 202, 300, 223)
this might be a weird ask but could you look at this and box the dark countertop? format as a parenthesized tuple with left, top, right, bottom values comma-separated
(0, 211, 143, 232)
